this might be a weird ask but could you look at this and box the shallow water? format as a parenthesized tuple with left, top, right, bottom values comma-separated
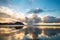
(0, 25, 60, 40)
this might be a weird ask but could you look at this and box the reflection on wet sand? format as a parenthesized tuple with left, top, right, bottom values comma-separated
(0, 26, 60, 40)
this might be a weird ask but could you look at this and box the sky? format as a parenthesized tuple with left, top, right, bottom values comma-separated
(0, 0, 60, 18)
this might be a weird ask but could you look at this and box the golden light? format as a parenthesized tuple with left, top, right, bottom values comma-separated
(0, 6, 26, 23)
(19, 32, 25, 39)
(0, 18, 16, 23)
(0, 28, 12, 34)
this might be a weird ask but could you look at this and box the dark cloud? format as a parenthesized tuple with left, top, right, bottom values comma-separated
(43, 16, 60, 23)
(27, 8, 44, 14)
(43, 16, 56, 23)
(26, 15, 60, 23)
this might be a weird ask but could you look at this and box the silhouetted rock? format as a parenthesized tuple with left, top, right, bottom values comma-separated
(0, 22, 24, 25)
(0, 22, 24, 29)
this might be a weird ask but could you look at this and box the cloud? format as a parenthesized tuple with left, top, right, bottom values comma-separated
(0, 6, 15, 23)
(0, 12, 11, 18)
(43, 16, 56, 23)
(27, 8, 44, 14)
(0, 6, 15, 15)
(0, 6, 60, 23)
(55, 18, 60, 23)
(13, 12, 25, 22)
(26, 8, 43, 23)
(26, 13, 41, 23)
(43, 16, 60, 23)
(0, 6, 25, 23)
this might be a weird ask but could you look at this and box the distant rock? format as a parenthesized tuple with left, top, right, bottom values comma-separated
(0, 22, 24, 29)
